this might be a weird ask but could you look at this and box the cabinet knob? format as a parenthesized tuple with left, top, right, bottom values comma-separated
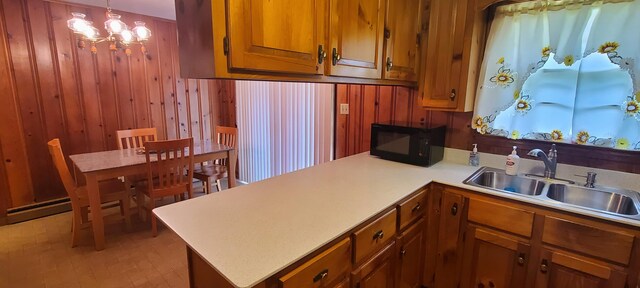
(400, 249, 407, 257)
(373, 230, 384, 241)
(451, 203, 458, 216)
(386, 57, 393, 71)
(332, 48, 341, 66)
(517, 253, 525, 266)
(450, 89, 456, 101)
(318, 45, 327, 64)
(384, 28, 391, 39)
(411, 202, 422, 213)
(312, 269, 329, 282)
(540, 259, 548, 273)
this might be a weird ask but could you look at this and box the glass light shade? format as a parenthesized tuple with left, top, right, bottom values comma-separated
(83, 25, 100, 41)
(67, 13, 89, 34)
(120, 27, 134, 44)
(104, 13, 125, 35)
(132, 21, 151, 41)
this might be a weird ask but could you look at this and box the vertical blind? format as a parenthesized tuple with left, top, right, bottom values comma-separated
(235, 81, 334, 183)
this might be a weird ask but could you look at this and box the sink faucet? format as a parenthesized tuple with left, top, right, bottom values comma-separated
(527, 144, 558, 179)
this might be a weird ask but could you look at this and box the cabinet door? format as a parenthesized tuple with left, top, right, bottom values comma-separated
(460, 226, 531, 288)
(421, 0, 481, 111)
(397, 219, 424, 288)
(331, 277, 350, 288)
(226, 0, 325, 75)
(328, 0, 386, 78)
(352, 242, 396, 288)
(433, 190, 466, 287)
(534, 248, 628, 288)
(383, 0, 422, 81)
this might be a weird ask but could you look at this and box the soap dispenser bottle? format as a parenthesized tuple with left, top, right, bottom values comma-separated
(505, 146, 520, 175)
(469, 144, 479, 166)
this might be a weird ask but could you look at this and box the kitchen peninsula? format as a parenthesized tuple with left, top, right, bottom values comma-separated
(154, 150, 640, 288)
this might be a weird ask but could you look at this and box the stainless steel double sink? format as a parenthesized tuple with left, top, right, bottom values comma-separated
(463, 167, 640, 220)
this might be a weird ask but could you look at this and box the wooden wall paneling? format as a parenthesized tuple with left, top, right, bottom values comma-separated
(129, 43, 151, 131)
(224, 80, 237, 128)
(377, 86, 393, 124)
(200, 80, 212, 143)
(188, 79, 202, 144)
(4, 0, 58, 202)
(347, 85, 362, 155)
(25, 0, 66, 146)
(410, 90, 429, 124)
(0, 0, 35, 208)
(335, 84, 348, 159)
(171, 23, 189, 139)
(141, 18, 166, 140)
(50, 2, 91, 156)
(393, 87, 411, 124)
(155, 20, 178, 139)
(361, 86, 377, 153)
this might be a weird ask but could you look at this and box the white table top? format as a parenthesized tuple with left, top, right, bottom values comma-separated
(154, 151, 640, 288)
(69, 143, 232, 173)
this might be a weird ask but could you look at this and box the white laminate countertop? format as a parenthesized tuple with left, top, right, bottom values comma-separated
(153, 149, 640, 288)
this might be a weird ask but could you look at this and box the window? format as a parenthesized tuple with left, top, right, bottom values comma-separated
(473, 0, 640, 151)
(235, 81, 334, 183)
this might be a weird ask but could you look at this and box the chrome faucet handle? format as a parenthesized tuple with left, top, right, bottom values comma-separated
(548, 144, 557, 159)
(574, 172, 597, 188)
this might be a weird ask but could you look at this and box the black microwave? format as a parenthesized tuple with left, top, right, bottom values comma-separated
(370, 123, 445, 166)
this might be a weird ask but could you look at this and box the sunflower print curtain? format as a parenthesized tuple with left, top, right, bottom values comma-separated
(472, 0, 640, 151)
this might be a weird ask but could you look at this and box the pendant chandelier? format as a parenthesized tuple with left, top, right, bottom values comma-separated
(67, 0, 151, 55)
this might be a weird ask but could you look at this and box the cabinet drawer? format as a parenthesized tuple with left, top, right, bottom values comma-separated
(353, 209, 397, 264)
(468, 198, 534, 237)
(279, 238, 351, 288)
(398, 190, 426, 231)
(542, 216, 634, 265)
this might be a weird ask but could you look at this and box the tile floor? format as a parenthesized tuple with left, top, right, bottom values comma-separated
(0, 184, 230, 288)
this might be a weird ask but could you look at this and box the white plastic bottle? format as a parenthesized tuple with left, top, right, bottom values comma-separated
(505, 146, 520, 175)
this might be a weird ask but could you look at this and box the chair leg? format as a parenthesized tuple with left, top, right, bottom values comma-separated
(137, 192, 146, 222)
(149, 198, 157, 237)
(71, 209, 82, 248)
(216, 179, 223, 192)
(121, 196, 132, 231)
(202, 180, 208, 194)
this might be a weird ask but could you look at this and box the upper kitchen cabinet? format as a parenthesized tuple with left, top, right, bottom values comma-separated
(383, 0, 423, 82)
(226, 0, 326, 75)
(175, 0, 421, 85)
(421, 0, 486, 111)
(327, 0, 386, 79)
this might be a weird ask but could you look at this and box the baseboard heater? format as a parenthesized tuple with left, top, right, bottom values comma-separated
(5, 197, 72, 225)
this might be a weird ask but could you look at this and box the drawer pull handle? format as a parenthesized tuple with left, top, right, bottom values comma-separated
(313, 269, 329, 282)
(411, 202, 422, 213)
(400, 249, 407, 258)
(451, 203, 458, 216)
(373, 230, 384, 241)
(540, 259, 548, 273)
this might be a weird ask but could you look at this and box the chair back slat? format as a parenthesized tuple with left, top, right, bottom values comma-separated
(116, 128, 158, 149)
(47, 139, 80, 206)
(214, 126, 238, 166)
(145, 138, 194, 197)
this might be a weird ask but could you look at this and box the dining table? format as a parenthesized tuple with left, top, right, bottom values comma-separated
(69, 142, 236, 250)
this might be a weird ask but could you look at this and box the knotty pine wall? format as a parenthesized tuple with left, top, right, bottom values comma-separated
(335, 84, 640, 174)
(0, 0, 236, 215)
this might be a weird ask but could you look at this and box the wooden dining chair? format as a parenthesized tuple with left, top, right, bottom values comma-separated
(116, 127, 158, 149)
(136, 138, 194, 236)
(47, 139, 132, 247)
(193, 126, 238, 193)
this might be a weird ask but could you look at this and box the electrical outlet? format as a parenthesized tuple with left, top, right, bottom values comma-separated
(340, 103, 349, 115)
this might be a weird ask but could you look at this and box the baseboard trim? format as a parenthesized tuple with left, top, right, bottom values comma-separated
(6, 198, 71, 225)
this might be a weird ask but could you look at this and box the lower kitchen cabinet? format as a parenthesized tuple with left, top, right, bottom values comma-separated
(396, 219, 424, 288)
(460, 226, 530, 288)
(332, 277, 350, 288)
(533, 248, 628, 288)
(433, 189, 466, 287)
(351, 241, 396, 288)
